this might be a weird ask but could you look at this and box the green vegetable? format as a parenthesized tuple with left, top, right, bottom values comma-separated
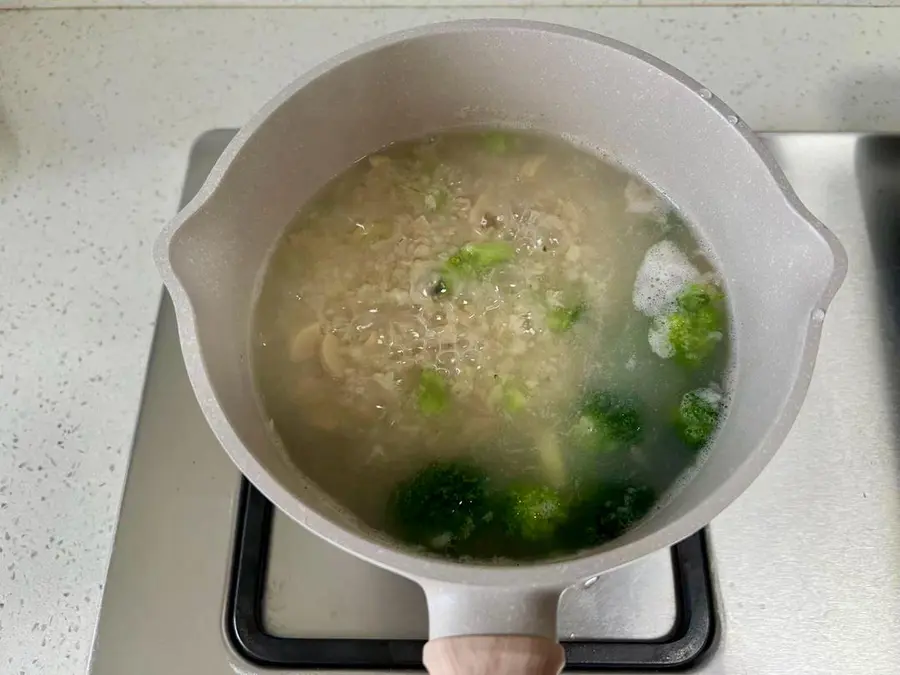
(436, 241, 516, 295)
(546, 302, 586, 333)
(502, 383, 529, 414)
(501, 484, 568, 541)
(482, 131, 515, 154)
(417, 369, 450, 415)
(666, 283, 725, 367)
(561, 481, 656, 548)
(447, 242, 515, 273)
(675, 388, 723, 449)
(571, 391, 643, 451)
(441, 241, 516, 290)
(388, 461, 493, 551)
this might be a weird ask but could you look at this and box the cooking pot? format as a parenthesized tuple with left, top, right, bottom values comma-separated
(154, 20, 846, 674)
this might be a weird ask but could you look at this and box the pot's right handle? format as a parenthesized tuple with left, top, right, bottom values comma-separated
(424, 635, 564, 675)
(421, 583, 564, 675)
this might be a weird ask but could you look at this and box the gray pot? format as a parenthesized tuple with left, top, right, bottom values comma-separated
(154, 20, 846, 673)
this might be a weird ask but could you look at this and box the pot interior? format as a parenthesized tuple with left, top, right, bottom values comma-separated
(163, 21, 840, 581)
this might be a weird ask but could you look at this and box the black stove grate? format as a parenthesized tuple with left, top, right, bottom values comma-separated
(227, 480, 716, 671)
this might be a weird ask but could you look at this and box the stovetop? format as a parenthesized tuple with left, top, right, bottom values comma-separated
(231, 481, 712, 670)
(89, 131, 900, 675)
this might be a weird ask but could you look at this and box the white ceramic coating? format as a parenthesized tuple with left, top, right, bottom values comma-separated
(154, 20, 846, 640)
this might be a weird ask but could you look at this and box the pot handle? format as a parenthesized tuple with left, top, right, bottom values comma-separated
(421, 584, 564, 674)
(424, 635, 564, 675)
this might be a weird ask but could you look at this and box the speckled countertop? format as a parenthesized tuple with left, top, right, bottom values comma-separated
(0, 5, 897, 674)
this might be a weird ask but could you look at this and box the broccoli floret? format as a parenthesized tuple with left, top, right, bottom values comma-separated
(501, 484, 568, 541)
(665, 283, 725, 367)
(546, 302, 586, 333)
(487, 378, 529, 414)
(571, 391, 643, 451)
(502, 383, 529, 414)
(439, 241, 516, 294)
(388, 461, 493, 551)
(560, 481, 656, 549)
(446, 242, 515, 275)
(417, 369, 450, 415)
(481, 131, 516, 154)
(675, 388, 723, 449)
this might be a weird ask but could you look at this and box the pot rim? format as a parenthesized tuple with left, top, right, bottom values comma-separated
(155, 18, 847, 589)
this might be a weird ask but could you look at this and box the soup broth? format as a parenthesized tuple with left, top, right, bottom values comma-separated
(252, 130, 730, 561)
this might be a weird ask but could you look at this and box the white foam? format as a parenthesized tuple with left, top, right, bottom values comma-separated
(691, 386, 723, 408)
(632, 240, 700, 317)
(648, 316, 675, 359)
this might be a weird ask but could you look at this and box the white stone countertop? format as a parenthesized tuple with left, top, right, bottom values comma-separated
(0, 5, 898, 674)
(1, 1, 894, 7)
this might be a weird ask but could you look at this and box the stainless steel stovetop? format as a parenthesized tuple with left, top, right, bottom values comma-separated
(89, 132, 900, 675)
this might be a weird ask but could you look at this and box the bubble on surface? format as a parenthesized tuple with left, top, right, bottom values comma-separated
(632, 240, 700, 318)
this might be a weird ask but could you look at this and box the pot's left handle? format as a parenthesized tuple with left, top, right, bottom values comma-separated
(424, 635, 564, 675)
(421, 583, 564, 675)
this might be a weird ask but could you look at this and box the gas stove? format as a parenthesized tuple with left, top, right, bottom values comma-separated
(88, 131, 900, 675)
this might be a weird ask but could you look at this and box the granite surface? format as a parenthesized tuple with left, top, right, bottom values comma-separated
(2, 1, 893, 7)
(0, 5, 898, 674)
